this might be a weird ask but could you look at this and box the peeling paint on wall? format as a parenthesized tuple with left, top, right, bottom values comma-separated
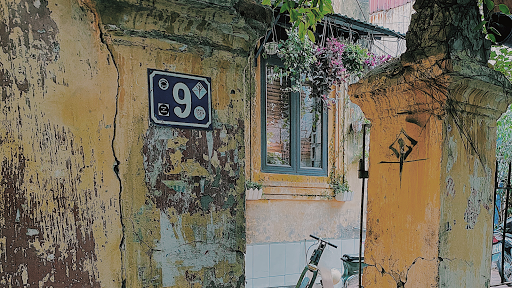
(140, 119, 246, 286)
(144, 124, 243, 216)
(464, 159, 493, 230)
(0, 0, 269, 286)
(156, 209, 240, 287)
(0, 0, 122, 286)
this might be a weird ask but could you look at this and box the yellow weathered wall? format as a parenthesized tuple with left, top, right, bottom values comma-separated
(0, 0, 270, 287)
(350, 56, 512, 287)
(437, 80, 505, 287)
(361, 111, 443, 287)
(246, 57, 366, 244)
(0, 0, 121, 286)
(94, 0, 269, 287)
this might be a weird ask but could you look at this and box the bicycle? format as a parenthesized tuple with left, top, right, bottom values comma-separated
(295, 235, 338, 288)
(341, 254, 367, 288)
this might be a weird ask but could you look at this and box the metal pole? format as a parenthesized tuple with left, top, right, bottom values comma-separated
(501, 162, 512, 283)
(494, 160, 499, 227)
(358, 124, 369, 288)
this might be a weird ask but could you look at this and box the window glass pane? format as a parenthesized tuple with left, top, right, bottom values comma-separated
(300, 85, 322, 168)
(266, 65, 291, 166)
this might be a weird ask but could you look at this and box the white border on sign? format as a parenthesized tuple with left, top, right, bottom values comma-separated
(149, 70, 212, 128)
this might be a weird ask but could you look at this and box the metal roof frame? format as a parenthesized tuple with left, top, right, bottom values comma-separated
(325, 13, 405, 39)
(255, 11, 406, 63)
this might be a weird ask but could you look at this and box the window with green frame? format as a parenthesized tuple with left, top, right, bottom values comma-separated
(261, 57, 328, 176)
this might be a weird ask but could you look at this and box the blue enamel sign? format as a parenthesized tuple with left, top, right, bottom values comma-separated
(148, 69, 212, 129)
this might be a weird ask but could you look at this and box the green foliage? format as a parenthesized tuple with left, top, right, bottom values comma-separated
(271, 30, 388, 99)
(262, 0, 334, 42)
(476, 0, 511, 43)
(340, 43, 369, 77)
(476, 2, 512, 178)
(245, 181, 263, 190)
(500, 3, 511, 14)
(497, 102, 512, 179)
(270, 29, 390, 99)
(485, 0, 495, 11)
(491, 47, 512, 79)
(328, 173, 351, 196)
(497, 108, 512, 160)
(491, 46, 512, 180)
(274, 28, 317, 90)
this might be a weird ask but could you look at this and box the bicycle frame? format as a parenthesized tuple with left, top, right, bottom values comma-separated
(295, 235, 337, 288)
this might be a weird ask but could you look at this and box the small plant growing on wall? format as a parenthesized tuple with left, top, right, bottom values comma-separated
(329, 173, 353, 201)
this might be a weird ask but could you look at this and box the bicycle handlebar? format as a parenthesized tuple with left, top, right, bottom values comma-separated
(310, 234, 338, 248)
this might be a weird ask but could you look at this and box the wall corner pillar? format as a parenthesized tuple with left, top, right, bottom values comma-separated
(349, 56, 512, 287)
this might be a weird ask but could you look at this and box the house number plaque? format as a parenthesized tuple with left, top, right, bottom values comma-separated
(148, 69, 212, 129)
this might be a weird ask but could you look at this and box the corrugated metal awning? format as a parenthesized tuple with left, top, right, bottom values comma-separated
(326, 13, 405, 39)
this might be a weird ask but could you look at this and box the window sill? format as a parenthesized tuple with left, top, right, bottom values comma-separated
(250, 172, 334, 200)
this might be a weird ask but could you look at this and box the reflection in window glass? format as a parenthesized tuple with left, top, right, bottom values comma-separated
(300, 85, 322, 168)
(266, 65, 291, 166)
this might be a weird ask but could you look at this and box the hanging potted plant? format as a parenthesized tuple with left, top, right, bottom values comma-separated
(274, 31, 392, 100)
(273, 28, 317, 91)
(264, 41, 279, 55)
(308, 38, 347, 99)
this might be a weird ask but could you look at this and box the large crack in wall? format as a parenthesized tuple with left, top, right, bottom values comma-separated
(365, 256, 474, 288)
(80, 1, 126, 285)
(89, 0, 271, 286)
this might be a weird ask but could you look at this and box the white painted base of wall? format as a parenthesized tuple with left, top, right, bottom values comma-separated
(245, 238, 364, 288)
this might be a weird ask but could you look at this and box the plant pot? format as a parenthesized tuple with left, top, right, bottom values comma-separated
(335, 191, 354, 202)
(246, 188, 263, 200)
(264, 42, 279, 55)
(488, 12, 512, 47)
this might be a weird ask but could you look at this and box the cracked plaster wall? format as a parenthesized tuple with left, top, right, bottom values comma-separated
(349, 0, 512, 286)
(94, 0, 269, 287)
(350, 64, 509, 288)
(0, 0, 269, 287)
(0, 0, 121, 286)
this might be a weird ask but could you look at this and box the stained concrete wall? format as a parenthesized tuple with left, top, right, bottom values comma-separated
(333, 0, 369, 21)
(349, 0, 512, 285)
(0, 0, 269, 287)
